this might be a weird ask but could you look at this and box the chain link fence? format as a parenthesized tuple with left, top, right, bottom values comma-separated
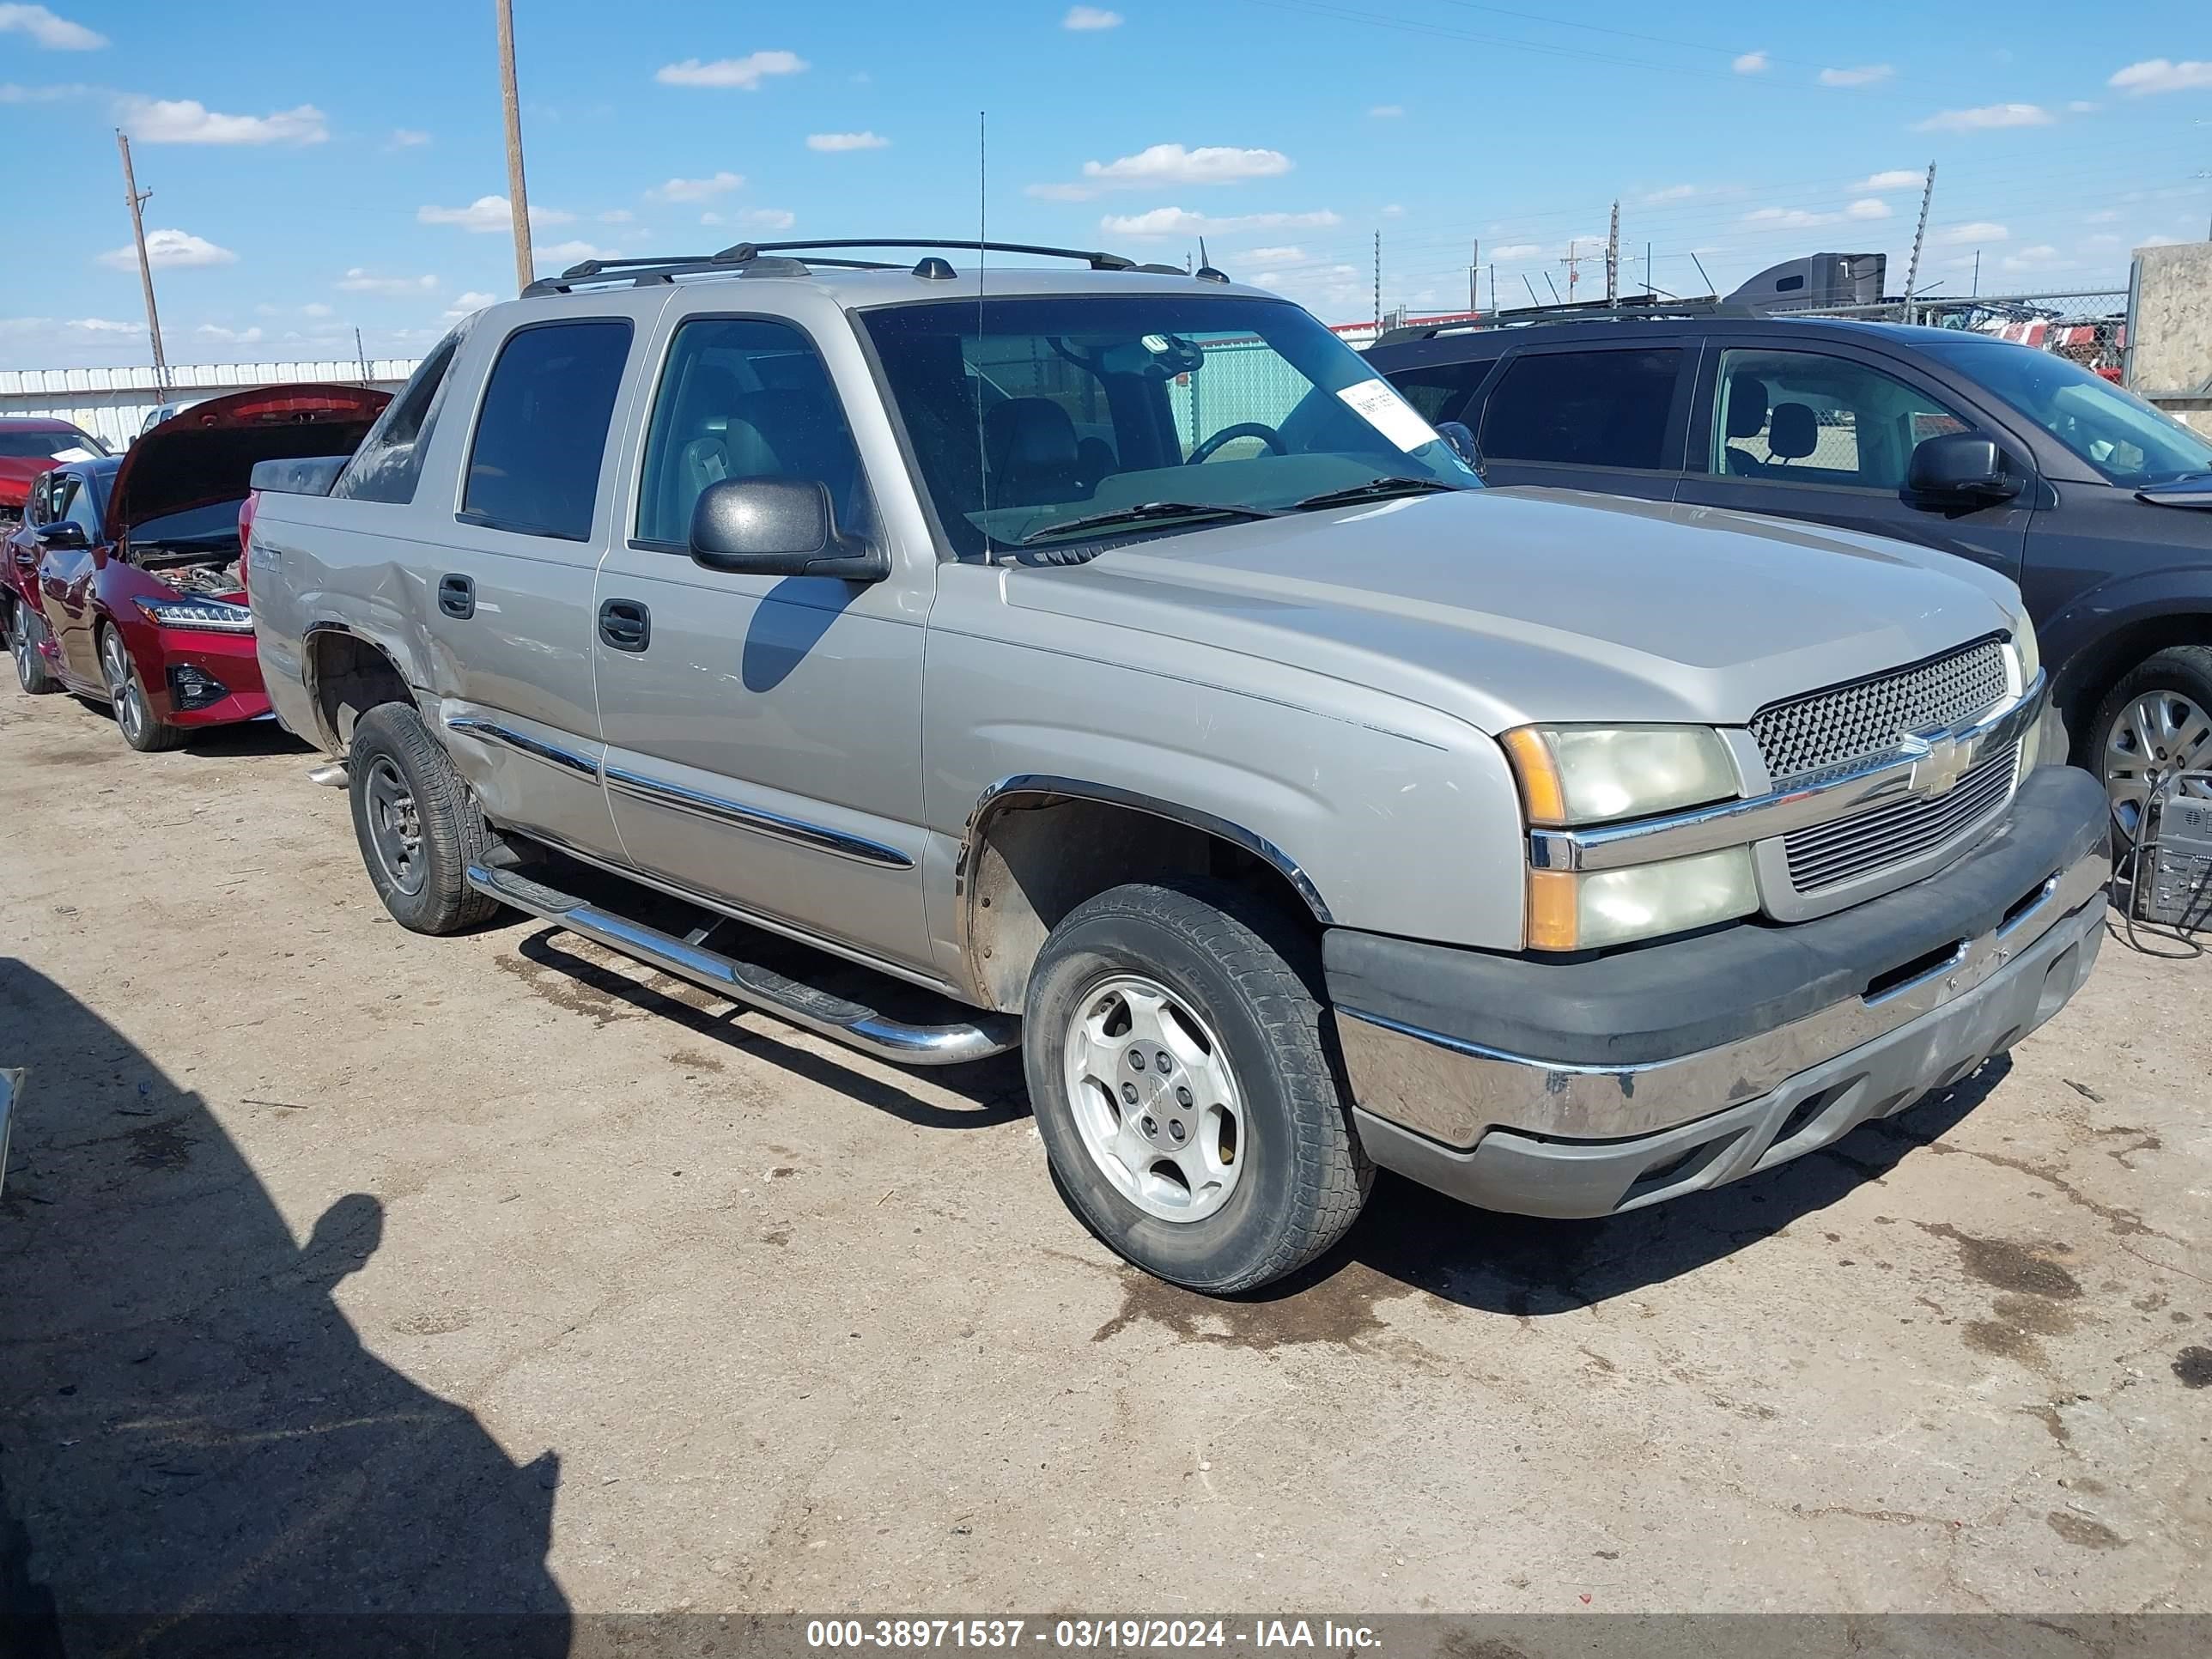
(1783, 289, 2130, 376)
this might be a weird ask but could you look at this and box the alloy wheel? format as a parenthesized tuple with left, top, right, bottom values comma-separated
(1060, 973, 1246, 1224)
(100, 631, 147, 744)
(2104, 690, 2212, 840)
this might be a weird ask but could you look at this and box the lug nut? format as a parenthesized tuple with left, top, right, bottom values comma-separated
(1121, 1082, 1139, 1105)
(1141, 1116, 1158, 1139)
(1176, 1086, 1193, 1107)
(1168, 1121, 1186, 1143)
(1156, 1049, 1172, 1073)
(1129, 1051, 1146, 1071)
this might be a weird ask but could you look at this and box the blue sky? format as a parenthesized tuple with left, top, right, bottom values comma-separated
(3, 0, 2208, 368)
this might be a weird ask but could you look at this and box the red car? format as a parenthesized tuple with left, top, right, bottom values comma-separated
(3, 385, 388, 750)
(0, 416, 107, 526)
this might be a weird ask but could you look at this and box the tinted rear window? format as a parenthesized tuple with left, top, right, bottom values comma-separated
(1480, 348, 1683, 471)
(461, 319, 633, 540)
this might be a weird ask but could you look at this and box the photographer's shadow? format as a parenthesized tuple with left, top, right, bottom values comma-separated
(0, 959, 568, 1657)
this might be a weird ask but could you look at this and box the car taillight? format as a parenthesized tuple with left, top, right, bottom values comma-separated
(237, 489, 258, 597)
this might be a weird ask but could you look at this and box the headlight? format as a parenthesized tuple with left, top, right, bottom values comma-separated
(1528, 847, 1759, 951)
(131, 596, 254, 635)
(1501, 724, 1740, 826)
(2010, 616, 2040, 690)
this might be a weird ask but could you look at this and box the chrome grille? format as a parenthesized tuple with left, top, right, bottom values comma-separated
(1751, 638, 2008, 781)
(1784, 740, 2018, 893)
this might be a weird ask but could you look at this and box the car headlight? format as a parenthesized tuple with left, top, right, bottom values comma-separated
(1527, 847, 1759, 951)
(2010, 616, 2040, 691)
(131, 596, 254, 635)
(1500, 724, 1740, 826)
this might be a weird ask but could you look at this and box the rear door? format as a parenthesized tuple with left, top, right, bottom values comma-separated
(38, 470, 104, 685)
(1672, 336, 2034, 582)
(1472, 338, 1696, 500)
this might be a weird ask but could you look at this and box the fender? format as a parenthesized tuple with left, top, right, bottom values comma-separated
(2039, 567, 2212, 714)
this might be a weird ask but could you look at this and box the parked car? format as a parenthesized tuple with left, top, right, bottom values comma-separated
(246, 240, 2106, 1295)
(1367, 306, 2212, 844)
(2, 384, 388, 749)
(0, 416, 107, 526)
(137, 398, 209, 441)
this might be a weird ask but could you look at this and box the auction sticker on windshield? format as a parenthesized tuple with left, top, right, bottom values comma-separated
(1337, 379, 1442, 453)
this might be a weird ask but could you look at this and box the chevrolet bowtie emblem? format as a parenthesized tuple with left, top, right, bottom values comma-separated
(1903, 732, 1970, 798)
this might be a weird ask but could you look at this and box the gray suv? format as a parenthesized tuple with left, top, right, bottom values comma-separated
(246, 240, 2109, 1294)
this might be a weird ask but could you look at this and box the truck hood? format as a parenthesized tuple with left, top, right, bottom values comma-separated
(1001, 487, 2025, 732)
(106, 383, 389, 538)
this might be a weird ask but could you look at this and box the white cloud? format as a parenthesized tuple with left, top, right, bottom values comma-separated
(1369, 104, 1403, 118)
(2066, 100, 2100, 113)
(1099, 206, 1341, 237)
(1818, 64, 1893, 88)
(2084, 208, 2120, 224)
(1854, 168, 1923, 191)
(386, 127, 430, 149)
(1246, 246, 1306, 264)
(1063, 5, 1121, 27)
(337, 268, 439, 295)
(599, 209, 634, 223)
(535, 240, 620, 265)
(1731, 50, 1768, 75)
(735, 208, 796, 231)
(195, 324, 264, 345)
(649, 170, 744, 201)
(806, 131, 889, 151)
(95, 228, 236, 270)
(0, 80, 90, 100)
(655, 51, 806, 89)
(119, 96, 328, 145)
(699, 211, 723, 226)
(1915, 102, 2053, 132)
(1845, 198, 1893, 220)
(1743, 205, 1844, 231)
(1381, 203, 1405, 218)
(1644, 183, 1698, 204)
(2001, 244, 2062, 272)
(0, 4, 104, 49)
(65, 316, 134, 333)
(1935, 221, 2009, 245)
(1246, 263, 1367, 317)
(444, 290, 498, 319)
(2108, 58, 2212, 96)
(1030, 143, 1291, 200)
(1489, 242, 1541, 260)
(417, 196, 574, 233)
(302, 301, 333, 318)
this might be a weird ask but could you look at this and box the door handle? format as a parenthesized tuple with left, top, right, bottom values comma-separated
(598, 599, 650, 653)
(438, 573, 476, 619)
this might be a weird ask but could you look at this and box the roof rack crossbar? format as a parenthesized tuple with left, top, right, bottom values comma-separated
(521, 238, 1155, 298)
(710, 238, 1138, 271)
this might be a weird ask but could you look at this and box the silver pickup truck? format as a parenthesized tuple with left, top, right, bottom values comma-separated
(247, 240, 2109, 1294)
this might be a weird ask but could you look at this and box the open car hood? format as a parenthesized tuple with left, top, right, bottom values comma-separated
(106, 383, 390, 538)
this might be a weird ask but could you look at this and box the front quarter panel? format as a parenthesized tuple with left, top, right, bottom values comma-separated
(921, 562, 1526, 979)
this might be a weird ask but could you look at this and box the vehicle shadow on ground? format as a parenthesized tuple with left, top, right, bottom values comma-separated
(0, 958, 568, 1657)
(1309, 1060, 2010, 1316)
(166, 721, 314, 760)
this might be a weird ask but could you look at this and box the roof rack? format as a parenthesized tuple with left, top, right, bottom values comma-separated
(523, 238, 1154, 297)
(1374, 295, 1766, 347)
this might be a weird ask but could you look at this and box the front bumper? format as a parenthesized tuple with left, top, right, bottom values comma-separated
(1330, 764, 2110, 1219)
(139, 624, 270, 727)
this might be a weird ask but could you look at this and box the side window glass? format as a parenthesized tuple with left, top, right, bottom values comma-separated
(461, 319, 634, 541)
(58, 476, 99, 536)
(335, 327, 465, 505)
(634, 317, 874, 548)
(1480, 349, 1683, 471)
(1386, 362, 1489, 425)
(1712, 348, 1967, 489)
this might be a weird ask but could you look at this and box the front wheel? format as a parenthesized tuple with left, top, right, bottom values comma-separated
(2091, 645, 2212, 846)
(100, 626, 186, 751)
(1024, 880, 1370, 1294)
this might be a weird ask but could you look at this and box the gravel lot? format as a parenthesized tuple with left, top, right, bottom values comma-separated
(2, 686, 2208, 1626)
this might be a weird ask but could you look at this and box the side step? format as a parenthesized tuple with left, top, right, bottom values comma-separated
(465, 863, 1020, 1066)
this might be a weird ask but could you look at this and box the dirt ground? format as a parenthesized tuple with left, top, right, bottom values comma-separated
(3, 685, 2209, 1627)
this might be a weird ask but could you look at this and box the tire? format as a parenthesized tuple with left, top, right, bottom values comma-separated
(8, 599, 60, 695)
(347, 701, 501, 934)
(2088, 644, 2212, 847)
(99, 625, 187, 751)
(1023, 878, 1371, 1294)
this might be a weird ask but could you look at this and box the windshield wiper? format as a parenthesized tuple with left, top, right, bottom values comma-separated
(1018, 501, 1286, 545)
(1289, 477, 1462, 513)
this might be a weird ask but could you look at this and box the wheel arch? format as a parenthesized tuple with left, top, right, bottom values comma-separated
(2048, 591, 2212, 761)
(301, 623, 418, 752)
(957, 775, 1332, 1013)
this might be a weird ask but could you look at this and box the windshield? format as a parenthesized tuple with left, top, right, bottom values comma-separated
(860, 294, 1477, 557)
(0, 428, 102, 460)
(1925, 339, 2212, 487)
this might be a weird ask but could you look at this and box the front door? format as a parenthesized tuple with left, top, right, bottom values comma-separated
(37, 471, 103, 686)
(1673, 340, 2033, 581)
(590, 313, 934, 976)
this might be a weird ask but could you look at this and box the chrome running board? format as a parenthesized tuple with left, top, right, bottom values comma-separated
(465, 863, 1018, 1066)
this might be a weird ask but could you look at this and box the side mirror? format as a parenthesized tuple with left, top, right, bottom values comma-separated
(1907, 431, 2021, 507)
(1437, 420, 1482, 471)
(688, 478, 889, 581)
(36, 521, 88, 550)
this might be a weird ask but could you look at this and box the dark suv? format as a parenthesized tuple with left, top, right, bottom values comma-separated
(1369, 308, 2212, 840)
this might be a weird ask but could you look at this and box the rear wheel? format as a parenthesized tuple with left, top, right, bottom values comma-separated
(2092, 645, 2212, 845)
(347, 702, 500, 934)
(9, 600, 60, 695)
(1024, 879, 1370, 1294)
(100, 626, 186, 751)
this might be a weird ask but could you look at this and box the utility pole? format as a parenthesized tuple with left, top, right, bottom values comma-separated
(1605, 200, 1620, 305)
(114, 130, 167, 392)
(1904, 161, 1936, 323)
(1645, 240, 1653, 298)
(495, 0, 534, 294)
(1468, 238, 1479, 314)
(1559, 240, 1586, 303)
(1972, 250, 1980, 296)
(1372, 230, 1381, 338)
